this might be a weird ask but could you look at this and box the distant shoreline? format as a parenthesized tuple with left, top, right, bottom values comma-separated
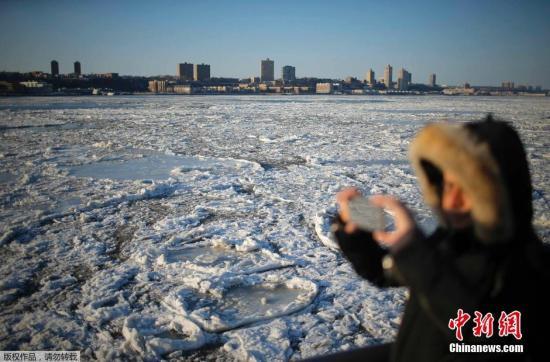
(0, 92, 548, 98)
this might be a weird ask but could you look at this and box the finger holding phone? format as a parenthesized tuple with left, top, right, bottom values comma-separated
(336, 188, 418, 252)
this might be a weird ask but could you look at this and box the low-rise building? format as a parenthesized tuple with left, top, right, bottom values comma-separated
(148, 80, 167, 93)
(501, 81, 515, 90)
(173, 85, 193, 94)
(19, 81, 53, 94)
(20, 81, 51, 89)
(443, 86, 475, 95)
(316, 83, 333, 94)
(91, 73, 119, 79)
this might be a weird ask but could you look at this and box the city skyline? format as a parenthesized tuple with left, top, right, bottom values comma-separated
(13, 58, 548, 92)
(1, 0, 549, 87)
(28, 58, 435, 87)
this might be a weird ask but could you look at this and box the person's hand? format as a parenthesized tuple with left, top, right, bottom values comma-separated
(335, 187, 361, 234)
(369, 195, 417, 252)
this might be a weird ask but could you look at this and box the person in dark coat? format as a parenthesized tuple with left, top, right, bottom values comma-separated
(323, 116, 549, 362)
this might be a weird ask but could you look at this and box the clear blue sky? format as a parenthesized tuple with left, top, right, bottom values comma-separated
(1, 0, 549, 87)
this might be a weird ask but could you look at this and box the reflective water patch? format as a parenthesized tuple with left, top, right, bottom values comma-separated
(68, 153, 216, 181)
(67, 149, 261, 181)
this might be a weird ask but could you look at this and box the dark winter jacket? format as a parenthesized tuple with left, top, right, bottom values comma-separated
(333, 116, 550, 361)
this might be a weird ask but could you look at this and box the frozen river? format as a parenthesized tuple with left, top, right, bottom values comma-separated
(0, 95, 549, 360)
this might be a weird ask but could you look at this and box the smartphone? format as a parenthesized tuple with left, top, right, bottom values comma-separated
(347, 197, 386, 231)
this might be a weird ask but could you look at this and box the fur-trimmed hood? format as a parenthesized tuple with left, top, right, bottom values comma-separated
(409, 116, 534, 244)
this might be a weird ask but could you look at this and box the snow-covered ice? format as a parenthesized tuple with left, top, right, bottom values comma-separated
(121, 313, 206, 360)
(0, 95, 548, 360)
(163, 275, 317, 333)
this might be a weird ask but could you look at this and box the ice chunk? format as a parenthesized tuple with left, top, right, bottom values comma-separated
(164, 276, 318, 332)
(121, 313, 206, 360)
(314, 207, 339, 250)
(78, 266, 139, 324)
(10, 311, 90, 351)
(151, 207, 210, 232)
(223, 319, 292, 362)
(359, 289, 407, 342)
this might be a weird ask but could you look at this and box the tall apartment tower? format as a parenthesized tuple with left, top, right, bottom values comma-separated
(261, 58, 274, 82)
(193, 63, 210, 81)
(74, 61, 81, 76)
(282, 65, 296, 82)
(50, 60, 59, 76)
(384, 64, 393, 89)
(177, 63, 194, 81)
(397, 68, 411, 90)
(365, 68, 375, 85)
(429, 73, 436, 87)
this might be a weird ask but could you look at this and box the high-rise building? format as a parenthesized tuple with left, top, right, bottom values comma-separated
(177, 63, 194, 81)
(397, 68, 411, 90)
(384, 64, 393, 89)
(261, 58, 274, 82)
(429, 73, 436, 87)
(74, 61, 81, 76)
(193, 63, 210, 81)
(282, 65, 296, 82)
(365, 68, 375, 85)
(50, 60, 59, 76)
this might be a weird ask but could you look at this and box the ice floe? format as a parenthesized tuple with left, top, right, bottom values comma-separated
(121, 313, 206, 360)
(67, 149, 261, 181)
(313, 206, 339, 250)
(164, 275, 318, 332)
(154, 241, 292, 275)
